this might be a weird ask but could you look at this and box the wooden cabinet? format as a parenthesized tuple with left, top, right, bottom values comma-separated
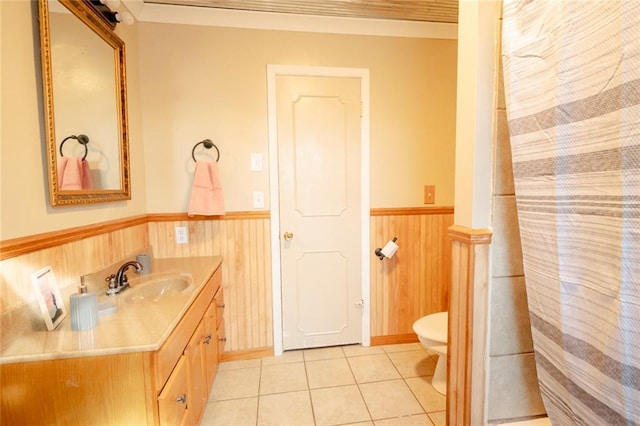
(214, 287, 226, 357)
(158, 355, 189, 426)
(185, 321, 206, 425)
(0, 263, 225, 426)
(203, 285, 225, 391)
(160, 267, 224, 425)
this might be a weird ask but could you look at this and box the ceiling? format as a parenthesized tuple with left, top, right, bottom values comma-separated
(143, 0, 459, 24)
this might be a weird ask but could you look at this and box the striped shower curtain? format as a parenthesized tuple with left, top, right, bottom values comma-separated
(501, 1, 640, 424)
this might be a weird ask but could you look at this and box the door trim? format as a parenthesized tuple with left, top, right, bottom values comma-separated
(267, 65, 370, 355)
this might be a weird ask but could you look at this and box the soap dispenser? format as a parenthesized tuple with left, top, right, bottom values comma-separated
(69, 276, 99, 331)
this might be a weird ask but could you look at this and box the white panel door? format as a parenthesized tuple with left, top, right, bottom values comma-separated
(277, 75, 362, 350)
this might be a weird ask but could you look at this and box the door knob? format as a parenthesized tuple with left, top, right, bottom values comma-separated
(283, 232, 294, 241)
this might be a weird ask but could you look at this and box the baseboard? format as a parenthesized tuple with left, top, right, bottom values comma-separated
(220, 347, 274, 362)
(370, 333, 419, 346)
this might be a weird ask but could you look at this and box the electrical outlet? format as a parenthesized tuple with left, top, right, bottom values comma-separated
(253, 191, 265, 208)
(175, 226, 188, 244)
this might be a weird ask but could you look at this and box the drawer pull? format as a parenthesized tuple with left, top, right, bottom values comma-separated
(217, 303, 225, 308)
(203, 334, 212, 344)
(176, 394, 187, 404)
(218, 337, 227, 342)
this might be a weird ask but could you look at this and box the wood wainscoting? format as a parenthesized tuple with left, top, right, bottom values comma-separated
(370, 207, 454, 339)
(0, 220, 150, 313)
(447, 225, 493, 426)
(148, 212, 273, 353)
(1, 208, 453, 358)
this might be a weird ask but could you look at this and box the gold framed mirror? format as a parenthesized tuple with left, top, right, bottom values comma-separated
(38, 0, 130, 206)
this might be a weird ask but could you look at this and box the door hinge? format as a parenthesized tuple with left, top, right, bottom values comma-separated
(360, 101, 363, 118)
(355, 299, 365, 307)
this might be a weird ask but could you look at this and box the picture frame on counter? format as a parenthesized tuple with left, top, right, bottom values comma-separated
(31, 266, 67, 331)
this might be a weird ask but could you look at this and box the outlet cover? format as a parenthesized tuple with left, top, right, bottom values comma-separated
(175, 226, 188, 244)
(424, 185, 436, 204)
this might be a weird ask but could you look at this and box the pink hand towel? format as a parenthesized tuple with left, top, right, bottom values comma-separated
(188, 161, 225, 216)
(57, 158, 93, 190)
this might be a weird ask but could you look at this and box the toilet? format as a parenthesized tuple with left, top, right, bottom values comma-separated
(412, 311, 448, 395)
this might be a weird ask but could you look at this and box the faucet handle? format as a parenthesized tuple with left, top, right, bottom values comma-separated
(105, 274, 118, 296)
(105, 274, 117, 289)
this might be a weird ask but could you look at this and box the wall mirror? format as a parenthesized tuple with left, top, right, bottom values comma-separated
(38, 0, 130, 205)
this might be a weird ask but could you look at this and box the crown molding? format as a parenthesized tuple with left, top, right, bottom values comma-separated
(124, 0, 457, 39)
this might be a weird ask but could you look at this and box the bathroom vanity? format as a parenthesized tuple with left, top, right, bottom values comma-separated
(0, 256, 225, 425)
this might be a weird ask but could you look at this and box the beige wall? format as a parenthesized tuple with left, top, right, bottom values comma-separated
(0, 1, 147, 241)
(138, 23, 457, 212)
(2, 3, 456, 239)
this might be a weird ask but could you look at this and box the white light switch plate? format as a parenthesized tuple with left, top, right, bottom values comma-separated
(253, 191, 265, 208)
(250, 153, 263, 171)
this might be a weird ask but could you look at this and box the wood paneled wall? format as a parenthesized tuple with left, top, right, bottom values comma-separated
(370, 208, 454, 338)
(447, 225, 493, 426)
(0, 223, 149, 313)
(1, 208, 453, 355)
(148, 214, 273, 352)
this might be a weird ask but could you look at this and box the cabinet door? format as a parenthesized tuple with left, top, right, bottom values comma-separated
(203, 301, 219, 391)
(185, 320, 206, 425)
(158, 355, 189, 426)
(217, 318, 226, 359)
(214, 287, 224, 329)
(214, 287, 226, 358)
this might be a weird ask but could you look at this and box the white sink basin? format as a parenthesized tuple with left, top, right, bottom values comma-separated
(124, 274, 193, 303)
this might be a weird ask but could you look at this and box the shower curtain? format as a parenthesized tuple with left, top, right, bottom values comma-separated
(501, 1, 640, 425)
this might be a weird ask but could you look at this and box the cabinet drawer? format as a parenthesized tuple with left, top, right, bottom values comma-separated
(158, 355, 189, 426)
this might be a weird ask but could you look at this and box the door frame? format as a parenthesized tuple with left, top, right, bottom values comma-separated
(267, 65, 370, 356)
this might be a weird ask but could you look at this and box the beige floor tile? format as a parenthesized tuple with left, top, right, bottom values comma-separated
(306, 357, 356, 389)
(210, 367, 261, 401)
(310, 385, 371, 426)
(303, 346, 345, 361)
(374, 414, 433, 425)
(260, 362, 308, 394)
(381, 343, 424, 353)
(427, 411, 446, 426)
(387, 350, 436, 378)
(359, 380, 423, 420)
(405, 377, 446, 412)
(261, 350, 304, 366)
(218, 358, 262, 371)
(348, 354, 401, 383)
(342, 344, 385, 357)
(258, 390, 315, 425)
(200, 397, 258, 425)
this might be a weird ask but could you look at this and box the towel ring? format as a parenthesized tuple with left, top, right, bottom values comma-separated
(191, 139, 220, 162)
(59, 134, 89, 160)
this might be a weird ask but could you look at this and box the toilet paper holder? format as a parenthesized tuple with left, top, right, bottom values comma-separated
(375, 237, 398, 260)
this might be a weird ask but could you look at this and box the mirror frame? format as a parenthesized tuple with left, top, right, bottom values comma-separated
(38, 0, 131, 206)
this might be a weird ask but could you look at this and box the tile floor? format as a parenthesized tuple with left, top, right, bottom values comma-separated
(200, 343, 446, 426)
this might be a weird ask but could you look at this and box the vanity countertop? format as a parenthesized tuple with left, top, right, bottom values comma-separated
(0, 256, 222, 364)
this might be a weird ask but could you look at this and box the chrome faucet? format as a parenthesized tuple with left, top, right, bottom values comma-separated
(106, 261, 143, 296)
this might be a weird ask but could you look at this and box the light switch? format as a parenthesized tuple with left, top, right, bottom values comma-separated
(250, 153, 263, 171)
(253, 191, 265, 208)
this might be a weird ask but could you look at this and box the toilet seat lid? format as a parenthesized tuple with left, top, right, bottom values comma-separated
(413, 311, 448, 343)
